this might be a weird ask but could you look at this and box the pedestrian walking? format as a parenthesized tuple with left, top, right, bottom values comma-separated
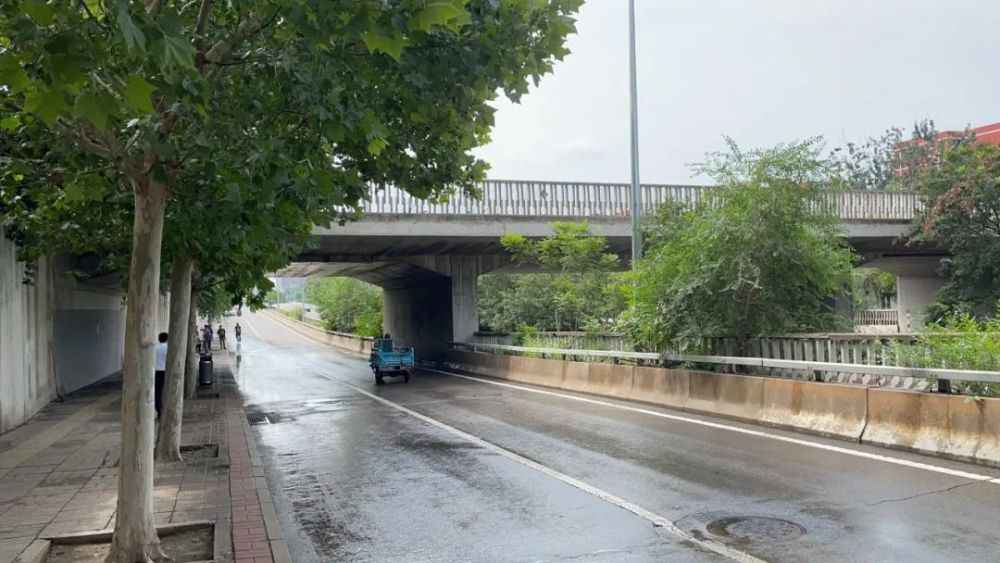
(234, 323, 242, 343)
(202, 325, 213, 351)
(217, 325, 227, 350)
(154, 332, 168, 419)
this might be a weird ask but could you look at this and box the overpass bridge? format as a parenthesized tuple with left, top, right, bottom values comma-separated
(280, 181, 937, 358)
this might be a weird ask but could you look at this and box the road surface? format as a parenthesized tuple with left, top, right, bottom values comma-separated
(231, 312, 1000, 562)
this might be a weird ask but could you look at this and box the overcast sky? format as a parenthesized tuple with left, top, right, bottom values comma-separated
(474, 0, 1000, 184)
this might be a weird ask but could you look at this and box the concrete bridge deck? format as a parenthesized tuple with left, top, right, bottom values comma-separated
(278, 181, 940, 358)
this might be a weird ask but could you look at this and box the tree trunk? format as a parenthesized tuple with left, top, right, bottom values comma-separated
(156, 256, 194, 462)
(108, 178, 168, 563)
(185, 286, 199, 399)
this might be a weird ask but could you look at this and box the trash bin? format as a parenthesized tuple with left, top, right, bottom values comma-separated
(198, 353, 214, 387)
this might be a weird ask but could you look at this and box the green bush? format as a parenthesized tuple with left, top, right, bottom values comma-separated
(281, 306, 304, 322)
(892, 306, 1000, 397)
(628, 139, 855, 352)
(305, 278, 382, 337)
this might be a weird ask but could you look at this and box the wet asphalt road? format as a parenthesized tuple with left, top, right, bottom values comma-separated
(233, 312, 1000, 563)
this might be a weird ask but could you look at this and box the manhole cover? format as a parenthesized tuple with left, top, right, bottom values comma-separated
(706, 516, 805, 543)
(247, 413, 271, 425)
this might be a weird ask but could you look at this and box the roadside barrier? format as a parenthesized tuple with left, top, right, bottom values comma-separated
(445, 347, 1000, 467)
(264, 310, 372, 356)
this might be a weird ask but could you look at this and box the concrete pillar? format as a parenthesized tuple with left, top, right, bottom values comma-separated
(383, 278, 453, 362)
(897, 275, 946, 332)
(450, 258, 480, 344)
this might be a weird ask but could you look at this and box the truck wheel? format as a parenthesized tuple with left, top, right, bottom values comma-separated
(375, 373, 384, 386)
(404, 373, 410, 384)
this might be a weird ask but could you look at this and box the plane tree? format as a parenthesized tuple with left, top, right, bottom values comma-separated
(0, 0, 581, 560)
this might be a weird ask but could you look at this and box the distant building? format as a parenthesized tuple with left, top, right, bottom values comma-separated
(933, 121, 1000, 146)
(894, 120, 1000, 180)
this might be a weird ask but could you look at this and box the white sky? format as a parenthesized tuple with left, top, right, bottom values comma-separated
(474, 0, 1000, 184)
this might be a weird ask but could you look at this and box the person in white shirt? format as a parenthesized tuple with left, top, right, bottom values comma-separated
(155, 332, 168, 419)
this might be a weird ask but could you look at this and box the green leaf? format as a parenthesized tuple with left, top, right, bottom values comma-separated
(84, 0, 105, 18)
(22, 0, 55, 25)
(0, 116, 21, 131)
(115, 2, 146, 51)
(124, 75, 157, 114)
(73, 92, 118, 131)
(362, 29, 407, 62)
(64, 182, 87, 203)
(24, 88, 66, 126)
(367, 138, 388, 156)
(408, 1, 470, 33)
(0, 55, 31, 93)
(154, 35, 196, 71)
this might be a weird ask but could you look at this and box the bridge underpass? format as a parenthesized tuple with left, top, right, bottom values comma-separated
(278, 181, 943, 358)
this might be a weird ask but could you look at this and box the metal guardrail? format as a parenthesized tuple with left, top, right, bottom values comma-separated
(362, 181, 920, 221)
(451, 342, 1000, 385)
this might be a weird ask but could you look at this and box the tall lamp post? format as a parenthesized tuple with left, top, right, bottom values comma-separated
(628, 0, 642, 265)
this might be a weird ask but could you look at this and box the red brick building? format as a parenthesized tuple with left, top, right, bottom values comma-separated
(935, 121, 1000, 146)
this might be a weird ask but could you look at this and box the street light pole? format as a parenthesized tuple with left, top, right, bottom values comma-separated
(627, 0, 642, 265)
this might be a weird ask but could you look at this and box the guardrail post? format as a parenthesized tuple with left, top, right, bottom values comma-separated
(937, 378, 952, 394)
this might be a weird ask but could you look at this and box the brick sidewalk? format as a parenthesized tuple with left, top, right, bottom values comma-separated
(0, 351, 289, 563)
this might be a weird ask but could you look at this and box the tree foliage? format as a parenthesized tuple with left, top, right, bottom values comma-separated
(306, 277, 382, 337)
(493, 221, 623, 332)
(852, 268, 897, 310)
(196, 282, 233, 322)
(629, 139, 856, 351)
(909, 142, 1000, 318)
(829, 119, 956, 191)
(478, 272, 626, 333)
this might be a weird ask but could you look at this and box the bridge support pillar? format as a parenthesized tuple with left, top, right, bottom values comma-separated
(382, 266, 480, 362)
(897, 275, 945, 332)
(450, 257, 480, 345)
(383, 279, 453, 363)
(866, 256, 946, 332)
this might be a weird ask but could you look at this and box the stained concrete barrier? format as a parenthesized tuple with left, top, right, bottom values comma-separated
(628, 366, 688, 409)
(585, 363, 635, 400)
(685, 370, 765, 422)
(561, 361, 591, 394)
(862, 388, 1000, 467)
(509, 356, 565, 388)
(761, 378, 868, 440)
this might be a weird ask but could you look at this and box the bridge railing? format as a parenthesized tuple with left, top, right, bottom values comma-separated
(361, 180, 920, 221)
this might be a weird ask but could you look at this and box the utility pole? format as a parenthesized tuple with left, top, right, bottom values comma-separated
(628, 0, 643, 265)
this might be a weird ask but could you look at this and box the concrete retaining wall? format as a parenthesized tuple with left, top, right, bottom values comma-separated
(1, 240, 126, 434)
(0, 240, 56, 434)
(445, 350, 1000, 467)
(264, 310, 372, 356)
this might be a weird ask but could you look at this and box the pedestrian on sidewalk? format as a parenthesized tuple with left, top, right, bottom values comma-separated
(234, 323, 242, 343)
(203, 324, 213, 352)
(218, 325, 227, 350)
(155, 332, 168, 419)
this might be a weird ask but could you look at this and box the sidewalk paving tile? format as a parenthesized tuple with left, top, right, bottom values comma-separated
(0, 351, 288, 562)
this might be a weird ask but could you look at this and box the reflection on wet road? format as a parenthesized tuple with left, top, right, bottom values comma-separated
(233, 312, 1000, 563)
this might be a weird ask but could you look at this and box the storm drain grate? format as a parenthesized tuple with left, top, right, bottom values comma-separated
(247, 413, 271, 426)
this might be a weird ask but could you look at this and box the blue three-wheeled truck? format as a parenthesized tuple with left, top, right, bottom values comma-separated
(369, 337, 414, 385)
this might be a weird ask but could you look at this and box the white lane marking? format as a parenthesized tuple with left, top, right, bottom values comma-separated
(423, 368, 1000, 486)
(242, 314, 268, 342)
(323, 374, 765, 563)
